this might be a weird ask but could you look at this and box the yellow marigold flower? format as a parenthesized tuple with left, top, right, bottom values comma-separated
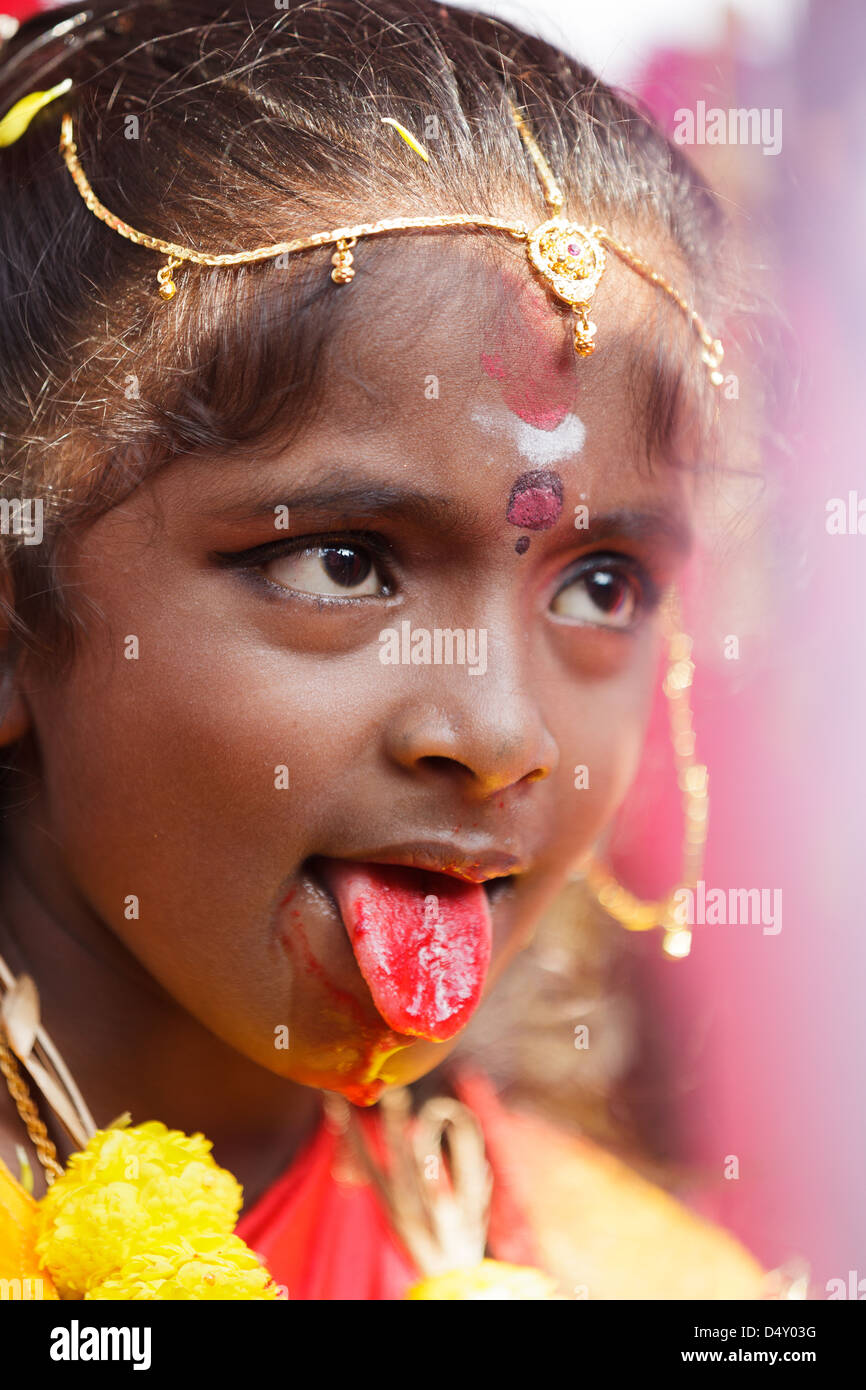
(407, 1258, 560, 1300)
(35, 1121, 243, 1298)
(85, 1234, 280, 1300)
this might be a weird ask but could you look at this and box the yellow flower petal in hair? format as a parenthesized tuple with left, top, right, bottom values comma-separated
(0, 77, 72, 148)
(380, 116, 429, 162)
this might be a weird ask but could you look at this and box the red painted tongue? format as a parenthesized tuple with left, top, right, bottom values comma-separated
(319, 861, 492, 1042)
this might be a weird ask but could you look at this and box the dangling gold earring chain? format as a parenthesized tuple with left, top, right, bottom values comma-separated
(582, 593, 709, 959)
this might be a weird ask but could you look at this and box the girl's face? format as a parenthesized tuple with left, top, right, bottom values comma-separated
(11, 245, 694, 1105)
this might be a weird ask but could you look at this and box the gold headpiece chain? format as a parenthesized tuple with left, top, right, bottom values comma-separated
(0, 79, 723, 382)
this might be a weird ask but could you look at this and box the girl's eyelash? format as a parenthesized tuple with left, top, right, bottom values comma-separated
(213, 531, 396, 574)
(554, 551, 660, 612)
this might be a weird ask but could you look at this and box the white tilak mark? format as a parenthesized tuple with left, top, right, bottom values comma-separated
(470, 405, 586, 466)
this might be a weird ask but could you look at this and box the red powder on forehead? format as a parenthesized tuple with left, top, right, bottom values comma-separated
(506, 470, 564, 530)
(480, 272, 578, 429)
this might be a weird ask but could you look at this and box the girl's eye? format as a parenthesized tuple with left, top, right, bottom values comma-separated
(551, 561, 645, 629)
(262, 543, 388, 597)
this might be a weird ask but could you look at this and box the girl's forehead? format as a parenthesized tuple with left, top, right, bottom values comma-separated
(316, 242, 690, 468)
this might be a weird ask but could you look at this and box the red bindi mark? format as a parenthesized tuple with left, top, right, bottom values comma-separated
(480, 272, 578, 430)
(506, 469, 564, 531)
(515, 535, 530, 555)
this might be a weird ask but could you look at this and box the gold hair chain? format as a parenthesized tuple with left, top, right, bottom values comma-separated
(52, 97, 723, 384)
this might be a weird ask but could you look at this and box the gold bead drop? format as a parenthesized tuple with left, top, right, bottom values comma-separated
(330, 237, 357, 284)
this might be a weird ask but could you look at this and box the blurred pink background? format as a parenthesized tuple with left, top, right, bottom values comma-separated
(4, 0, 863, 1293)
(633, 0, 866, 1294)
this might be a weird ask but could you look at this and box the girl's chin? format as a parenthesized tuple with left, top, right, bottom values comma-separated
(283, 1032, 460, 1107)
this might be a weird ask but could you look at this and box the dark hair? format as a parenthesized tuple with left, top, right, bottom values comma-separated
(0, 0, 731, 680)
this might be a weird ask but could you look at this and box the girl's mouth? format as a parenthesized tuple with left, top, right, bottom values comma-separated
(308, 856, 503, 1042)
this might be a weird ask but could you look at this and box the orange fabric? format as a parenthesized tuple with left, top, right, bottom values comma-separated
(456, 1077, 767, 1300)
(0, 1156, 58, 1298)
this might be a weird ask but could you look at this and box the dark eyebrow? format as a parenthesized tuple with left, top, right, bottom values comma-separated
(202, 469, 692, 556)
(202, 475, 466, 530)
(581, 507, 693, 557)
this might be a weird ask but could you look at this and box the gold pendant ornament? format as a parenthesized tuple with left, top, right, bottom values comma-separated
(328, 1088, 563, 1299)
(525, 218, 607, 354)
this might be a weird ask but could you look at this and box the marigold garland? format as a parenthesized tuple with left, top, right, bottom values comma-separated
(2, 1120, 281, 1300)
(0, 1118, 557, 1300)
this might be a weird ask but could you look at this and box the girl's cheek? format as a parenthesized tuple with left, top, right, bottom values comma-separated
(551, 676, 658, 854)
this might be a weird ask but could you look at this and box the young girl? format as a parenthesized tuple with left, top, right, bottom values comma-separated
(0, 0, 771, 1299)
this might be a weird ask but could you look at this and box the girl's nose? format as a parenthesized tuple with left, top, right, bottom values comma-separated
(382, 666, 559, 798)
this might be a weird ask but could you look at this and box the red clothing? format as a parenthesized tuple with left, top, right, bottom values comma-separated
(235, 1069, 540, 1300)
(1, 1, 45, 23)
